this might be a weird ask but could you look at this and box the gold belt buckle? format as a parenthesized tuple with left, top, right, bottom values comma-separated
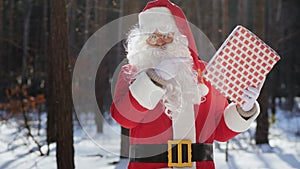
(167, 140, 192, 167)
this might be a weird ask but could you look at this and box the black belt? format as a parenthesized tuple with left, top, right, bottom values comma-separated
(130, 141, 213, 166)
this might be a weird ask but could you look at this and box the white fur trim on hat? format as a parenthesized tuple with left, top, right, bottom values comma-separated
(138, 7, 180, 33)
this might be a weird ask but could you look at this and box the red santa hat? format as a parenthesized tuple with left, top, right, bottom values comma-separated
(139, 0, 205, 84)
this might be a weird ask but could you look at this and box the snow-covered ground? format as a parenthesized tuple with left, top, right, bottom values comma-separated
(0, 108, 300, 169)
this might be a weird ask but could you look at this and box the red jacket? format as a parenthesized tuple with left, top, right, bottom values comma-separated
(111, 61, 256, 169)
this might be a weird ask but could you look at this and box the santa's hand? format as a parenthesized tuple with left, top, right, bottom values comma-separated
(154, 57, 190, 80)
(236, 78, 265, 119)
(241, 86, 261, 112)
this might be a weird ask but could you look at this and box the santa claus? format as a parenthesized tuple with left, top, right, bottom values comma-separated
(111, 0, 262, 168)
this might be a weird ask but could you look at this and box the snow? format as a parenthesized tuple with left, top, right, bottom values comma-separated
(0, 108, 300, 169)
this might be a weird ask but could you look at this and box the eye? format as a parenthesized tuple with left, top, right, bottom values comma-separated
(150, 34, 157, 39)
(163, 34, 168, 39)
(146, 34, 158, 46)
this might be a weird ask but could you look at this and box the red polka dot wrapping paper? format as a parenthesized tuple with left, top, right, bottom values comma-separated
(203, 25, 281, 106)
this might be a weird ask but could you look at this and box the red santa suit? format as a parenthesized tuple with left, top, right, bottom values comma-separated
(111, 0, 260, 169)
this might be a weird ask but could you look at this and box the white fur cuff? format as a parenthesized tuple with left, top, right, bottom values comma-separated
(224, 102, 260, 133)
(129, 72, 166, 110)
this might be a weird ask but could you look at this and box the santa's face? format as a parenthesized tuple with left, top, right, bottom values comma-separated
(126, 28, 201, 117)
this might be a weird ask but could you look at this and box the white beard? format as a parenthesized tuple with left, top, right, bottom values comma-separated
(126, 27, 201, 118)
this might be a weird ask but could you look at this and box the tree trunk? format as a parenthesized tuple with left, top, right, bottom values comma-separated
(254, 0, 269, 145)
(212, 0, 221, 48)
(93, 0, 109, 134)
(238, 0, 248, 26)
(68, 0, 76, 57)
(256, 85, 269, 144)
(22, 0, 32, 78)
(7, 1, 15, 72)
(203, 0, 212, 39)
(94, 0, 99, 29)
(189, 0, 202, 30)
(123, 0, 140, 15)
(267, 0, 279, 123)
(222, 0, 229, 41)
(0, 0, 3, 67)
(50, 0, 74, 168)
(84, 0, 91, 41)
(45, 0, 57, 149)
(117, 0, 124, 62)
(95, 61, 108, 133)
(228, 0, 238, 30)
(94, 0, 98, 28)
